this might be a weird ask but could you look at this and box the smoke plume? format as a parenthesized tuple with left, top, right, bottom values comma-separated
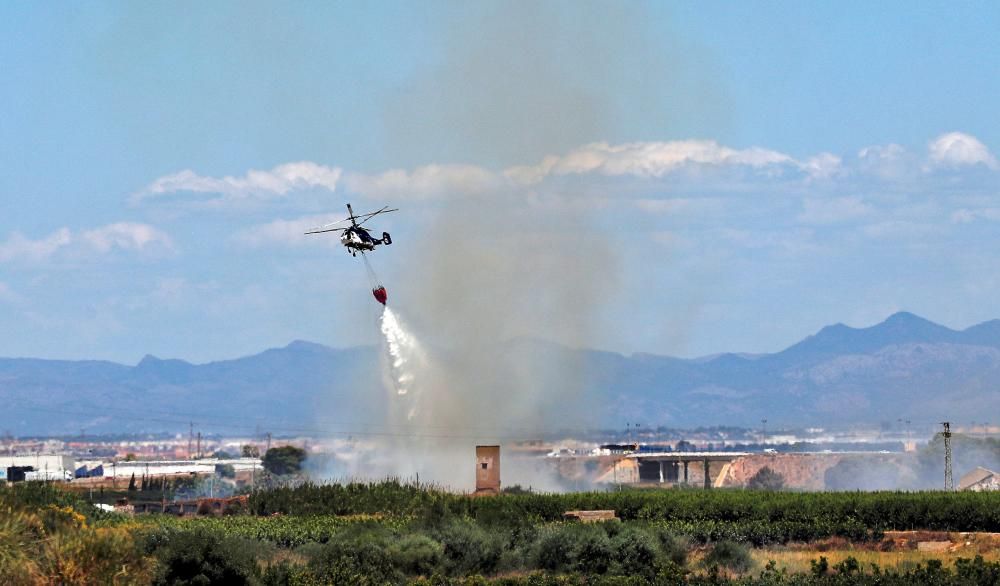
(320, 3, 719, 490)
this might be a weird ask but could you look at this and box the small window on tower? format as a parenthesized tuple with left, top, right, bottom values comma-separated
(481, 463, 488, 470)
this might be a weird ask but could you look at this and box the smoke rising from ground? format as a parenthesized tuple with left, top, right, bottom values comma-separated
(371, 200, 619, 488)
(383, 1, 724, 167)
(317, 3, 719, 490)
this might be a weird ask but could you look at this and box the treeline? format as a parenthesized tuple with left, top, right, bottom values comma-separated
(138, 512, 872, 548)
(5, 482, 1000, 585)
(250, 480, 1000, 533)
(415, 557, 1000, 585)
(135, 521, 1000, 585)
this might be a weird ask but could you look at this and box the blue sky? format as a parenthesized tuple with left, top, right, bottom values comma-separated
(1, 1, 999, 363)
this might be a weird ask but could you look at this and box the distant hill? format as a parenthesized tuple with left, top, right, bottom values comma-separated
(2, 312, 999, 435)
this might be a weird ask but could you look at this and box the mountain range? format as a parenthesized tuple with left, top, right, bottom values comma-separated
(2, 312, 998, 435)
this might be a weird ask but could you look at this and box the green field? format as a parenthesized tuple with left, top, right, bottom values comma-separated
(3, 481, 1000, 585)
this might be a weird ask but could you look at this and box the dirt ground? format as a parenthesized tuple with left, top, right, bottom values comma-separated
(750, 532, 1000, 574)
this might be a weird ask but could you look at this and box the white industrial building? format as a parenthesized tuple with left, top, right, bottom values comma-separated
(99, 458, 261, 478)
(1, 455, 260, 483)
(0, 454, 75, 481)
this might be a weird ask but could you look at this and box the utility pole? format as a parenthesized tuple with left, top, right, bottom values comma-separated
(941, 422, 953, 491)
(266, 432, 272, 454)
(196, 432, 201, 460)
(188, 422, 193, 460)
(761, 418, 768, 446)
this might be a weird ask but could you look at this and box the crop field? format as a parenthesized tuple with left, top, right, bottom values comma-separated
(3, 481, 1000, 585)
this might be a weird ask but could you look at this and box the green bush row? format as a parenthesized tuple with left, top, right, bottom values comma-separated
(249, 480, 1000, 532)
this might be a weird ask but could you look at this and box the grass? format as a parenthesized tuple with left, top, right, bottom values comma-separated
(752, 548, 1000, 575)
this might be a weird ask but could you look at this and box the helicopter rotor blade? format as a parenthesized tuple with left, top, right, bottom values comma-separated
(304, 226, 348, 235)
(355, 207, 399, 226)
(306, 206, 398, 233)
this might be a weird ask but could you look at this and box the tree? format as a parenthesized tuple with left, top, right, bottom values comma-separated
(747, 466, 785, 490)
(241, 444, 260, 458)
(262, 446, 306, 476)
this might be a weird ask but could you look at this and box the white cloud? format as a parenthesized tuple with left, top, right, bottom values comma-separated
(801, 153, 843, 179)
(928, 132, 998, 169)
(858, 143, 906, 164)
(718, 227, 822, 255)
(857, 143, 912, 179)
(506, 140, 797, 184)
(0, 223, 173, 263)
(650, 231, 692, 248)
(133, 162, 342, 204)
(80, 223, 174, 253)
(234, 215, 341, 248)
(0, 228, 72, 262)
(634, 198, 725, 216)
(128, 133, 997, 210)
(0, 282, 21, 303)
(861, 220, 942, 240)
(951, 208, 1000, 224)
(798, 196, 873, 225)
(344, 164, 499, 199)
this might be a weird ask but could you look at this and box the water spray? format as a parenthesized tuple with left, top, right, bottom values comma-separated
(379, 307, 425, 421)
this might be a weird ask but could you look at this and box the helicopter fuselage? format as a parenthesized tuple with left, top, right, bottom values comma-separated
(341, 227, 378, 252)
(339, 226, 391, 255)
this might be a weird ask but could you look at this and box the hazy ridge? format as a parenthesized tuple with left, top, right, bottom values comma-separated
(2, 312, 999, 435)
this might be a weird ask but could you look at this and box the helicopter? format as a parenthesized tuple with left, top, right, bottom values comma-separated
(305, 203, 398, 256)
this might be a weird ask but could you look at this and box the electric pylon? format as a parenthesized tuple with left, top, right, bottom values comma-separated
(942, 422, 953, 491)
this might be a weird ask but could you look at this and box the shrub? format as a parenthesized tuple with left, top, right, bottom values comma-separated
(390, 533, 444, 576)
(0, 489, 152, 585)
(534, 526, 577, 572)
(151, 529, 262, 585)
(609, 526, 660, 579)
(747, 467, 785, 491)
(573, 526, 613, 575)
(655, 530, 689, 567)
(307, 536, 399, 585)
(46, 525, 153, 585)
(702, 540, 753, 574)
(435, 520, 502, 576)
